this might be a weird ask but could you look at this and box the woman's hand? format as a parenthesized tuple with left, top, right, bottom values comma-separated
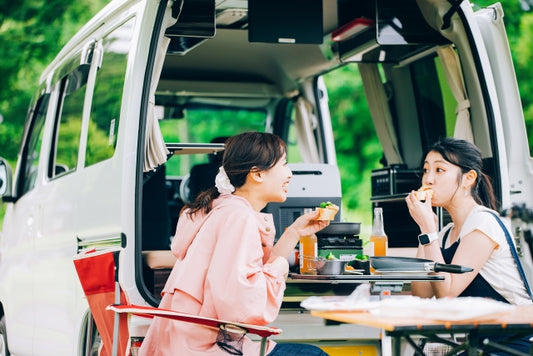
(289, 209, 330, 237)
(273, 210, 330, 260)
(405, 191, 438, 233)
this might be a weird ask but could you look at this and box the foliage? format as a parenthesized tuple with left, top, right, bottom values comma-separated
(0, 0, 109, 161)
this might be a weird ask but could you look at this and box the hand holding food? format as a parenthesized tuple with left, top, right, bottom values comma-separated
(316, 201, 339, 220)
(414, 185, 434, 201)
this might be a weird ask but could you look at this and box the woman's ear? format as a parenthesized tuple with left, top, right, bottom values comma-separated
(249, 169, 263, 183)
(463, 169, 478, 189)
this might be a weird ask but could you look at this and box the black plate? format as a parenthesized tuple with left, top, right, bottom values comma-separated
(316, 222, 361, 236)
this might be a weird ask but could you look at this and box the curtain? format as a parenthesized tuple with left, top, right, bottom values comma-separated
(143, 6, 178, 172)
(294, 96, 321, 163)
(436, 45, 473, 142)
(358, 63, 403, 164)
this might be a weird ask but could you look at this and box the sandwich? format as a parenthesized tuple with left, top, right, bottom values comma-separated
(316, 201, 339, 220)
(414, 185, 434, 201)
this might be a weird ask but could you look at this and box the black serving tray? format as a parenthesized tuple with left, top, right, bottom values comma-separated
(316, 222, 361, 237)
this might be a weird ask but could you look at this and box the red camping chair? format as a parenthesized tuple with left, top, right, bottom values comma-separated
(73, 249, 282, 356)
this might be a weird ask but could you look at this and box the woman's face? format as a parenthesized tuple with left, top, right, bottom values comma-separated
(259, 153, 292, 203)
(422, 151, 463, 206)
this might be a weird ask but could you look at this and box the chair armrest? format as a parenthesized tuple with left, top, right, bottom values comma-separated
(106, 304, 282, 338)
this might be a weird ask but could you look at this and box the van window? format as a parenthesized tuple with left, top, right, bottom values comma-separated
(86, 18, 135, 167)
(19, 94, 49, 195)
(50, 65, 89, 178)
(158, 101, 304, 176)
(159, 106, 267, 176)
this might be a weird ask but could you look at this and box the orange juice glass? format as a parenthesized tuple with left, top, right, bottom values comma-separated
(299, 234, 317, 274)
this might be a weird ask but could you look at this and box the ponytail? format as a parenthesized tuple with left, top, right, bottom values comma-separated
(475, 171, 498, 211)
(185, 187, 220, 216)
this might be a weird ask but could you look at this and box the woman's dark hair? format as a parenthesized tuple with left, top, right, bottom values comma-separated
(186, 131, 287, 215)
(426, 137, 498, 210)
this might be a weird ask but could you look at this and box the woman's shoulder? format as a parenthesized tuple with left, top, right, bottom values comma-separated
(469, 206, 502, 224)
(464, 206, 507, 243)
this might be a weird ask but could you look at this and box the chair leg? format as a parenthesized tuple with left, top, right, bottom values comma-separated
(260, 337, 267, 356)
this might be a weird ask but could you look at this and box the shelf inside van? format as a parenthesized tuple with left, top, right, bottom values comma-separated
(166, 143, 225, 155)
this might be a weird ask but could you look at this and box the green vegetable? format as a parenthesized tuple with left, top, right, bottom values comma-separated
(326, 252, 338, 260)
(354, 254, 369, 261)
(320, 201, 333, 208)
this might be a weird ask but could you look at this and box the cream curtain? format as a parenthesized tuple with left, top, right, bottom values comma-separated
(436, 45, 473, 142)
(358, 63, 403, 164)
(294, 96, 321, 163)
(143, 7, 178, 172)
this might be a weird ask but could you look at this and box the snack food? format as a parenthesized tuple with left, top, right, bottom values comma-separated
(316, 201, 339, 220)
(414, 185, 434, 201)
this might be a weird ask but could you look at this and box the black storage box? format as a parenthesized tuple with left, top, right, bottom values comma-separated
(371, 166, 420, 198)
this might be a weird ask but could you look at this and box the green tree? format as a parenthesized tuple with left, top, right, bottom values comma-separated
(0, 0, 108, 161)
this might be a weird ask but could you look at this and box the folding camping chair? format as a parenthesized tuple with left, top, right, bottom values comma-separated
(73, 249, 282, 356)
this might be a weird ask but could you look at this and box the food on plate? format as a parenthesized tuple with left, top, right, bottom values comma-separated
(316, 201, 339, 220)
(348, 254, 370, 275)
(414, 185, 434, 201)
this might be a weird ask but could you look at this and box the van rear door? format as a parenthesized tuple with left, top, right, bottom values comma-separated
(475, 3, 533, 207)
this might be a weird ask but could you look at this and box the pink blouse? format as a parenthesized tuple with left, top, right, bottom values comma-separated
(139, 194, 289, 355)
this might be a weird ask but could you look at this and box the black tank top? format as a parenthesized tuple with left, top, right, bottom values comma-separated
(441, 228, 509, 304)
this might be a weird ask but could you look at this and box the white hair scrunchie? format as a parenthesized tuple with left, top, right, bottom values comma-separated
(215, 166, 235, 194)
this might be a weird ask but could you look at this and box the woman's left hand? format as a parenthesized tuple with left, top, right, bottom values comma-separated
(405, 191, 438, 233)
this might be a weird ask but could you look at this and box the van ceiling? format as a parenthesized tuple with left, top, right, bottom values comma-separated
(161, 0, 448, 95)
(161, 29, 339, 95)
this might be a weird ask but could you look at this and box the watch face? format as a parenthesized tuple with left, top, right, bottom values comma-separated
(419, 234, 430, 245)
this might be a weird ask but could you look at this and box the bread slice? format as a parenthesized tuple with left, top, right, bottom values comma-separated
(414, 185, 434, 201)
(316, 202, 339, 220)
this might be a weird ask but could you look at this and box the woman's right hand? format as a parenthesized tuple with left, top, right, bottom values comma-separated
(273, 210, 329, 259)
(405, 191, 438, 233)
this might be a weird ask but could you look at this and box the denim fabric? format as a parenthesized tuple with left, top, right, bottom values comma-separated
(267, 343, 329, 355)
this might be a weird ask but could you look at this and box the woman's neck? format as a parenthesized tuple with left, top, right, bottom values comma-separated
(233, 188, 267, 212)
(446, 197, 479, 234)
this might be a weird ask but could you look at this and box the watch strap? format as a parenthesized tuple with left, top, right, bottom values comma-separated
(418, 232, 438, 245)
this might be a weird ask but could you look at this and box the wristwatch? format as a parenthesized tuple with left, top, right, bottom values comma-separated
(418, 232, 438, 246)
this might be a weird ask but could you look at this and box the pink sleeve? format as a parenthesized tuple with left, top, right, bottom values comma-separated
(205, 209, 287, 325)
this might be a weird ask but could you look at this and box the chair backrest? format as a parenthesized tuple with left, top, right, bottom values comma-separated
(73, 249, 130, 356)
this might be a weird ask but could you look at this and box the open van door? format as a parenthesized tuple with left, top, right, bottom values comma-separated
(474, 2, 533, 285)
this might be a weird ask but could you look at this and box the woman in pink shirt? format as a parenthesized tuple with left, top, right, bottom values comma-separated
(140, 132, 330, 355)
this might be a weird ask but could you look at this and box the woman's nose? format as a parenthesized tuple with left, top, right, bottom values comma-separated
(423, 171, 434, 185)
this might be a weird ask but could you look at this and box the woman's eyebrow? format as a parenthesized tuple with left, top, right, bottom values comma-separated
(425, 159, 449, 165)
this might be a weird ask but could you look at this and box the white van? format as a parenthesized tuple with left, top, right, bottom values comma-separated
(1, 0, 532, 355)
